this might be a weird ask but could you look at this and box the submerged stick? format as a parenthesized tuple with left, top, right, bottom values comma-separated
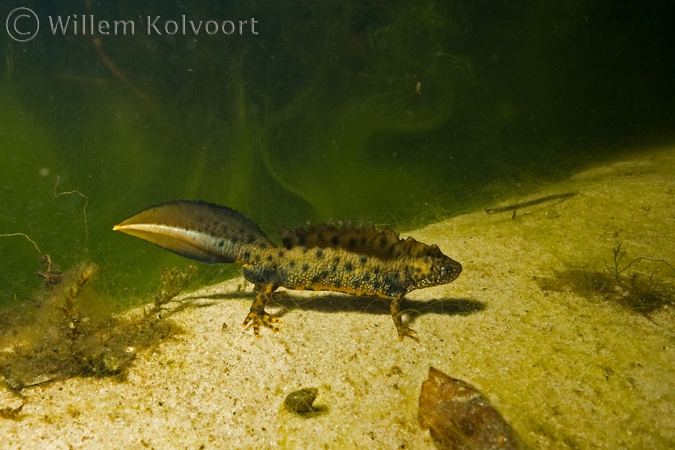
(485, 192, 577, 218)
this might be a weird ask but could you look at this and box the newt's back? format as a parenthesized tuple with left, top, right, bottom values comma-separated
(271, 222, 462, 298)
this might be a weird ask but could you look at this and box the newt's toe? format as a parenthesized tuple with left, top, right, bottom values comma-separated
(242, 310, 281, 336)
(396, 324, 419, 342)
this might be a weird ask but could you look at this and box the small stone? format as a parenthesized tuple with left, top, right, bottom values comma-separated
(545, 209, 559, 219)
(284, 387, 318, 414)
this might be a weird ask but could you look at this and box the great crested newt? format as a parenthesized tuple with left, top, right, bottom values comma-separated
(113, 200, 462, 340)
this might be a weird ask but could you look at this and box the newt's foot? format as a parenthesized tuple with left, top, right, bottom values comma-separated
(242, 309, 281, 337)
(395, 323, 420, 342)
(391, 295, 419, 342)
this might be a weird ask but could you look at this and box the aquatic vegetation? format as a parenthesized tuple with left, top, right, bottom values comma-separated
(536, 244, 675, 316)
(150, 264, 198, 314)
(36, 254, 63, 289)
(600, 244, 675, 315)
(0, 257, 185, 391)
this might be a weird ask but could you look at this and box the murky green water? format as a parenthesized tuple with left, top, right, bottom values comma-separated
(1, 1, 673, 309)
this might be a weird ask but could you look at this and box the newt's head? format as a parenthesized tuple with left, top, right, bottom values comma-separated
(407, 249, 462, 291)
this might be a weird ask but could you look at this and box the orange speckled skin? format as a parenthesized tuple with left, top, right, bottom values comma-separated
(114, 200, 462, 340)
(244, 246, 411, 297)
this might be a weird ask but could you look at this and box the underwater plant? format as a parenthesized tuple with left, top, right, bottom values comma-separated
(0, 257, 192, 390)
(150, 264, 198, 314)
(600, 244, 675, 315)
(536, 244, 675, 317)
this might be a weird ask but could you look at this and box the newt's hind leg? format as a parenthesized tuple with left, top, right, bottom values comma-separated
(242, 284, 282, 337)
(390, 294, 419, 342)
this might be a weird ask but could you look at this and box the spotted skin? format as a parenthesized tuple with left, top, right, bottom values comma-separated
(114, 200, 462, 340)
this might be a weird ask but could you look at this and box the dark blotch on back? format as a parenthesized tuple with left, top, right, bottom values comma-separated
(280, 220, 447, 263)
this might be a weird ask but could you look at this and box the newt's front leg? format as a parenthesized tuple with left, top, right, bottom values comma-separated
(242, 284, 281, 337)
(390, 294, 419, 342)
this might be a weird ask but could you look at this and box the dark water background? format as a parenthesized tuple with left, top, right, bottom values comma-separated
(1, 0, 673, 308)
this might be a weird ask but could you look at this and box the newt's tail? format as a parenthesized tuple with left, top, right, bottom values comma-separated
(114, 200, 273, 264)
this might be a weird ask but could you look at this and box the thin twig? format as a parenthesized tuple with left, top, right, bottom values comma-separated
(606, 242, 675, 278)
(54, 175, 89, 238)
(485, 192, 577, 217)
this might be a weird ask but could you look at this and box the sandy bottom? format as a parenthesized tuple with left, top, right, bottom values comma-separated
(2, 148, 675, 449)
